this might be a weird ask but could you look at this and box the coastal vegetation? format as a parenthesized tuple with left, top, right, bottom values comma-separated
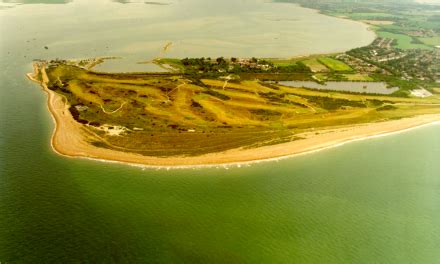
(317, 57, 353, 72)
(29, 58, 440, 158)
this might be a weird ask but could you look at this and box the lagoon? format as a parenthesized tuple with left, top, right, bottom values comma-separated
(278, 80, 399, 94)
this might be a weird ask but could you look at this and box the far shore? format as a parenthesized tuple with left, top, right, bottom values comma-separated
(27, 66, 440, 168)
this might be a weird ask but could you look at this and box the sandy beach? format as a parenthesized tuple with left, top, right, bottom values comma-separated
(27, 66, 440, 168)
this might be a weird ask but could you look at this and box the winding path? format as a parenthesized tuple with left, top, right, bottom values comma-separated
(100, 102, 127, 114)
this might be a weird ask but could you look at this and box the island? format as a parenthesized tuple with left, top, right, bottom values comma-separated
(27, 0, 440, 167)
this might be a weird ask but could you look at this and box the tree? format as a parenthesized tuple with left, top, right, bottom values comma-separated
(216, 57, 226, 65)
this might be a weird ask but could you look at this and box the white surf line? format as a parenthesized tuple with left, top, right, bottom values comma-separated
(70, 119, 440, 171)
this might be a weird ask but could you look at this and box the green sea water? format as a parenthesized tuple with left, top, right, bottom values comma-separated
(1, 1, 440, 263)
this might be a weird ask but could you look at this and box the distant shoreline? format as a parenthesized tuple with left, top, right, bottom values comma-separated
(415, 0, 440, 5)
(281, 3, 378, 59)
(27, 65, 440, 168)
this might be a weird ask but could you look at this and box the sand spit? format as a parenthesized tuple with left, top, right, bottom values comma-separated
(27, 64, 440, 169)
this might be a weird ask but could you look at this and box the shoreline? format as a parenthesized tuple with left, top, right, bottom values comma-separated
(290, 3, 378, 51)
(74, 119, 440, 170)
(27, 67, 440, 169)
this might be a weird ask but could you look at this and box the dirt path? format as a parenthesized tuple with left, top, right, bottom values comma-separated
(100, 102, 126, 114)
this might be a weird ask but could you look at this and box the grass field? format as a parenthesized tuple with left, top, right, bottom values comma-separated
(302, 59, 329, 72)
(377, 31, 433, 50)
(269, 59, 297, 67)
(318, 58, 353, 72)
(419, 37, 440, 47)
(40, 62, 440, 157)
(342, 74, 374, 81)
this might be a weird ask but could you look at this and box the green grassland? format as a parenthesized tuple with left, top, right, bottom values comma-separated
(377, 31, 433, 50)
(268, 56, 333, 73)
(348, 11, 439, 50)
(420, 37, 440, 46)
(40, 62, 440, 157)
(318, 58, 353, 72)
(267, 57, 374, 82)
(158, 56, 380, 84)
(302, 58, 329, 72)
(342, 74, 374, 81)
(269, 59, 298, 67)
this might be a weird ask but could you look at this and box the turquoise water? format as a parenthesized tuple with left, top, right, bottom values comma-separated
(1, 1, 440, 263)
